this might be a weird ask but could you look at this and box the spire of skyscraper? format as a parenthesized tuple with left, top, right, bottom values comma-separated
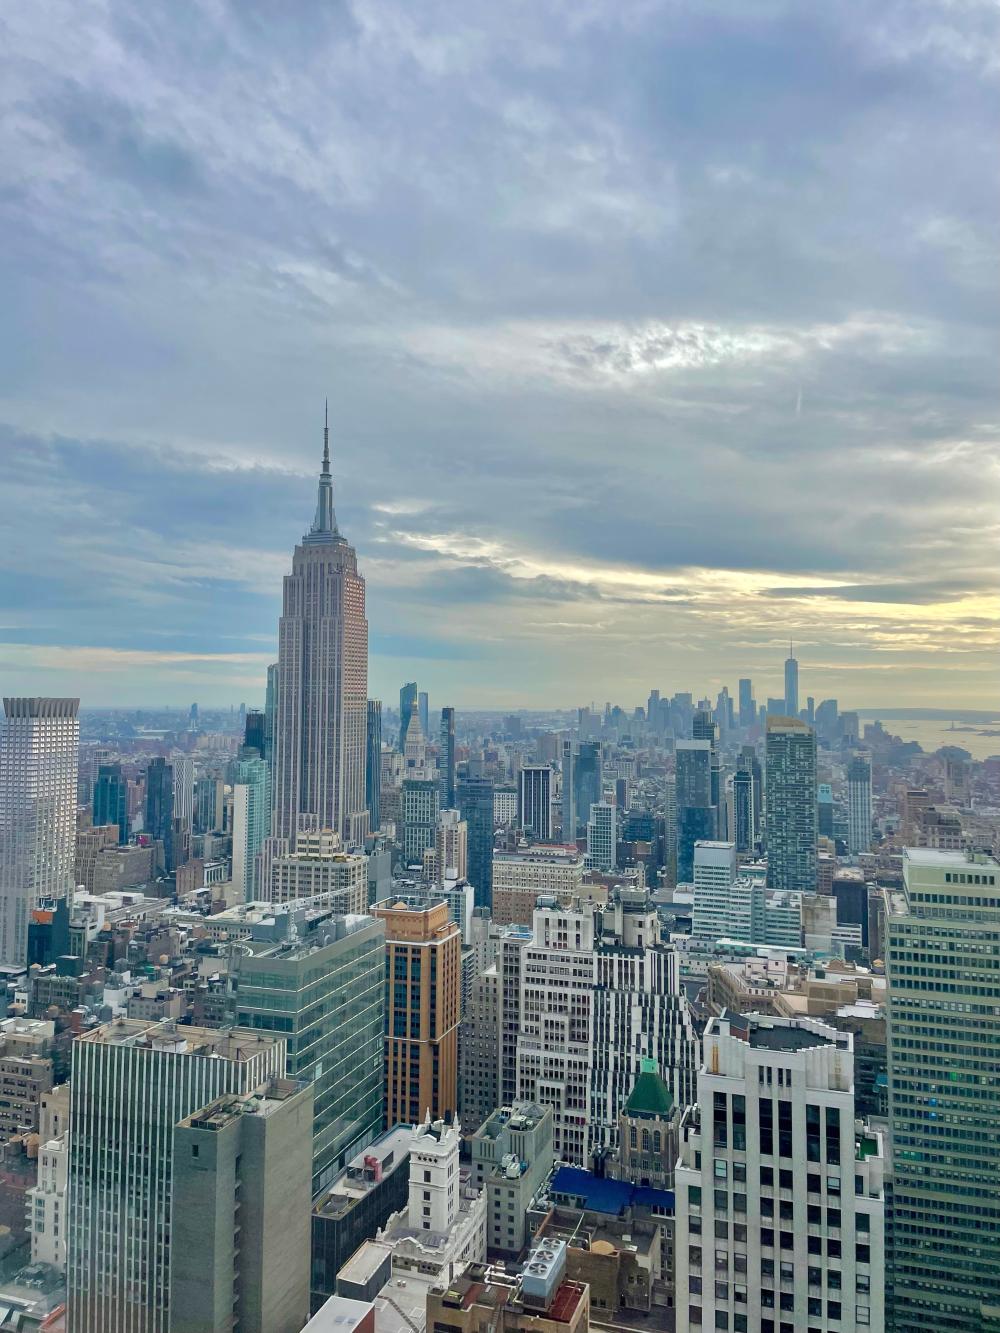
(307, 399, 338, 541)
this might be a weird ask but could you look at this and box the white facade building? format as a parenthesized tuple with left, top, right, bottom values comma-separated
(27, 1083, 70, 1271)
(0, 697, 79, 967)
(499, 890, 697, 1164)
(675, 1012, 885, 1333)
(267, 831, 368, 914)
(494, 788, 518, 826)
(693, 841, 743, 940)
(585, 801, 618, 872)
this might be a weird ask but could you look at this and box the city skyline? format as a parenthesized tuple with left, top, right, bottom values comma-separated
(1, 3, 998, 710)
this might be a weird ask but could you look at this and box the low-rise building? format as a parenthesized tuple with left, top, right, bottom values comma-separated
(337, 1117, 486, 1305)
(425, 1241, 589, 1333)
(310, 1125, 412, 1316)
(471, 1103, 554, 1256)
(25, 1084, 69, 1272)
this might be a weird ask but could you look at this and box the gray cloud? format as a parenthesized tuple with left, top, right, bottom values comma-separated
(0, 0, 997, 705)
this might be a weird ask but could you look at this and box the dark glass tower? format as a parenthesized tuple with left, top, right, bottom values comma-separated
(145, 757, 174, 872)
(366, 700, 382, 832)
(674, 740, 714, 883)
(243, 709, 265, 757)
(399, 683, 417, 753)
(573, 741, 601, 834)
(458, 776, 494, 910)
(439, 707, 456, 809)
(93, 763, 128, 845)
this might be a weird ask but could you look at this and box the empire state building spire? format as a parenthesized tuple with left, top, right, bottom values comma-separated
(307, 399, 339, 541)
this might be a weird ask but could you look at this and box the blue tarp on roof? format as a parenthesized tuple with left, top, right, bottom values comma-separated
(549, 1166, 674, 1217)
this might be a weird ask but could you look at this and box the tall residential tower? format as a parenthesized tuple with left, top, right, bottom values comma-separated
(0, 698, 79, 967)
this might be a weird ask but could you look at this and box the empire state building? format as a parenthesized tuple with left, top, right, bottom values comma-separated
(271, 414, 369, 845)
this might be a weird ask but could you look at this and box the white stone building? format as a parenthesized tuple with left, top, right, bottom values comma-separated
(675, 1012, 885, 1333)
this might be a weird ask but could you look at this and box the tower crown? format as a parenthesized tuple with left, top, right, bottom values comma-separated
(304, 400, 341, 543)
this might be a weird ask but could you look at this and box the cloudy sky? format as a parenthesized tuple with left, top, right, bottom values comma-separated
(2, 1, 998, 711)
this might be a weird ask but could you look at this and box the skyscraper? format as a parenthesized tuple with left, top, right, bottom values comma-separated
(418, 689, 429, 741)
(733, 763, 755, 854)
(243, 708, 266, 756)
(0, 697, 79, 968)
(264, 661, 278, 761)
(399, 682, 417, 752)
(233, 906, 385, 1193)
(231, 749, 270, 901)
(93, 763, 128, 845)
(765, 715, 817, 892)
(675, 739, 714, 883)
(271, 413, 369, 846)
(573, 741, 601, 836)
(884, 848, 1000, 1331)
(847, 752, 873, 854)
(499, 889, 697, 1163)
(172, 754, 194, 834)
(144, 756, 174, 872)
(366, 699, 382, 832)
(68, 1021, 288, 1333)
(784, 643, 799, 718)
(458, 776, 495, 910)
(560, 739, 576, 840)
(675, 1012, 886, 1333)
(517, 765, 552, 841)
(585, 800, 617, 872)
(374, 895, 461, 1129)
(738, 677, 754, 727)
(439, 706, 456, 810)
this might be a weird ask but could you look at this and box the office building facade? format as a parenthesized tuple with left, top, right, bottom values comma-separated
(884, 849, 1000, 1331)
(518, 765, 553, 841)
(171, 1079, 315, 1333)
(67, 1021, 287, 1333)
(499, 890, 697, 1164)
(92, 763, 128, 844)
(375, 896, 461, 1129)
(233, 908, 386, 1195)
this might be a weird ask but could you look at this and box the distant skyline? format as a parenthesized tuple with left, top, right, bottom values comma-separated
(2, 3, 998, 709)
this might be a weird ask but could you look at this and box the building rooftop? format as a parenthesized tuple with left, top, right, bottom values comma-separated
(79, 1017, 282, 1058)
(903, 847, 999, 868)
(181, 1078, 308, 1128)
(547, 1166, 673, 1218)
(747, 1023, 833, 1052)
(313, 1124, 413, 1219)
(477, 1103, 549, 1140)
(432, 1264, 586, 1326)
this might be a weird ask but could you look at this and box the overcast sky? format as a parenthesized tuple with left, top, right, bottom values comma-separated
(2, 1, 998, 711)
